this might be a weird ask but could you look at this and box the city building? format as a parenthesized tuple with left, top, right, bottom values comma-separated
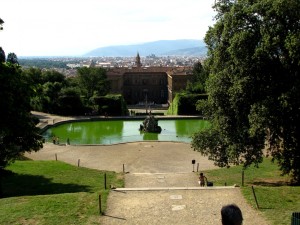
(106, 54, 193, 105)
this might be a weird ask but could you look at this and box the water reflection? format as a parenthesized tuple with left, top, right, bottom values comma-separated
(142, 132, 159, 141)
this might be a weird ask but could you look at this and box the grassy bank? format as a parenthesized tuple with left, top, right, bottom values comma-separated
(0, 160, 124, 224)
(204, 158, 300, 225)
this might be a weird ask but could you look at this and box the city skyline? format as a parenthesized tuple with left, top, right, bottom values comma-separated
(0, 0, 216, 56)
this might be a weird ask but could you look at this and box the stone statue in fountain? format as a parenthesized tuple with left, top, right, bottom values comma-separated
(139, 112, 162, 133)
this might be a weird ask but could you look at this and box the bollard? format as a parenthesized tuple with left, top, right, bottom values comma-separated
(78, 159, 80, 167)
(251, 186, 259, 209)
(197, 163, 199, 172)
(98, 194, 102, 215)
(192, 160, 196, 172)
(55, 153, 57, 161)
(123, 164, 125, 173)
(242, 170, 244, 186)
(104, 173, 107, 190)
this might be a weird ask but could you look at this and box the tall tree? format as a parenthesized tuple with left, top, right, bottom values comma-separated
(0, 63, 43, 195)
(192, 0, 300, 183)
(186, 61, 208, 94)
(0, 47, 5, 63)
(0, 19, 5, 63)
(7, 53, 19, 65)
(0, 18, 3, 30)
(0, 63, 43, 168)
(77, 67, 110, 100)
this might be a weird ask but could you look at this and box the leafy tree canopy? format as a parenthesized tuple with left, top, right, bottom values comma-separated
(6, 53, 19, 65)
(42, 70, 66, 84)
(0, 63, 43, 170)
(0, 18, 3, 30)
(192, 0, 300, 183)
(0, 47, 5, 63)
(76, 67, 110, 100)
(185, 61, 208, 94)
(21, 67, 112, 116)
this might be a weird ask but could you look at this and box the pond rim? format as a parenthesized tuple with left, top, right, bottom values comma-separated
(41, 116, 209, 145)
(40, 115, 207, 133)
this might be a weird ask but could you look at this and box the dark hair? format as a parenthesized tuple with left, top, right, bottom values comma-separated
(200, 172, 203, 176)
(221, 204, 243, 225)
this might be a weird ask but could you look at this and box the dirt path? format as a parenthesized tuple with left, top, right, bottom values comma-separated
(26, 142, 270, 225)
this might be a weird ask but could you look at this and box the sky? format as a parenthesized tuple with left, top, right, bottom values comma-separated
(0, 0, 216, 56)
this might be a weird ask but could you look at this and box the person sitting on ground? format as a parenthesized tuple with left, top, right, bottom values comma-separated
(199, 172, 208, 187)
(52, 135, 56, 144)
(221, 204, 243, 225)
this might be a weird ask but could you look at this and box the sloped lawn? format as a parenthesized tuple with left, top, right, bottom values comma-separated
(0, 160, 124, 224)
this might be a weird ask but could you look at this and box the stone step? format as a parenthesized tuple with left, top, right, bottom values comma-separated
(114, 186, 236, 191)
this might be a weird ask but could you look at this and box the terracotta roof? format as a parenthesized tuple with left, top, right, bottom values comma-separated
(107, 66, 192, 76)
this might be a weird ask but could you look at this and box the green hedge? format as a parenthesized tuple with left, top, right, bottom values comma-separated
(93, 94, 129, 116)
(167, 94, 179, 115)
(57, 95, 85, 116)
(168, 93, 208, 115)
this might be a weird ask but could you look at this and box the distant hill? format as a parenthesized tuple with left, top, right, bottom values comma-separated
(163, 46, 207, 56)
(84, 39, 207, 57)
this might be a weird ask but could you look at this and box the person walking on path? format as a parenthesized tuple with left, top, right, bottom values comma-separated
(199, 172, 208, 187)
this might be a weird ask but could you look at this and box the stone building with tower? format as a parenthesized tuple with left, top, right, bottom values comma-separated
(105, 53, 193, 106)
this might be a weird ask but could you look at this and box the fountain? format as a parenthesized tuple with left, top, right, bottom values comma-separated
(139, 113, 162, 133)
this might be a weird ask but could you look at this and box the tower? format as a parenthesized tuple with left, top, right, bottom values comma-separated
(136, 52, 142, 68)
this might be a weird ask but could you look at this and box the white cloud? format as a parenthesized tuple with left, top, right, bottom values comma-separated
(0, 0, 216, 56)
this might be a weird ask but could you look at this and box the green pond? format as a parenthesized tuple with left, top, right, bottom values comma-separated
(43, 119, 209, 145)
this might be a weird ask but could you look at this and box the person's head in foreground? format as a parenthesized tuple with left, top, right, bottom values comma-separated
(221, 204, 243, 225)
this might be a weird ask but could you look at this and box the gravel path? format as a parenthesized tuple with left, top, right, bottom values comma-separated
(100, 172, 270, 225)
(25, 142, 218, 173)
(100, 188, 267, 225)
(26, 142, 270, 225)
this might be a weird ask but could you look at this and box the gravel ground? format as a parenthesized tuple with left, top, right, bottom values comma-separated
(100, 188, 268, 225)
(26, 112, 270, 225)
(25, 142, 218, 173)
(26, 142, 270, 225)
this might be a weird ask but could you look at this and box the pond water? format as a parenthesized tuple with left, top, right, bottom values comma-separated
(43, 119, 209, 145)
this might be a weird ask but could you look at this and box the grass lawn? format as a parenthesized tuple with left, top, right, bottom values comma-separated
(1, 158, 299, 225)
(0, 160, 124, 225)
(204, 158, 300, 225)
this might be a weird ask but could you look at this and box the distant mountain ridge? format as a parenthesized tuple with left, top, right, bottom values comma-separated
(84, 39, 207, 57)
(164, 46, 207, 56)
